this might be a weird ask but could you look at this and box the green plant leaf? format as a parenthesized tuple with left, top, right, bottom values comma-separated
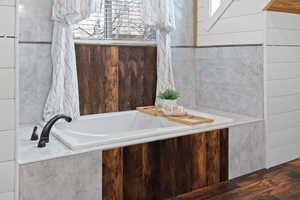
(158, 89, 180, 100)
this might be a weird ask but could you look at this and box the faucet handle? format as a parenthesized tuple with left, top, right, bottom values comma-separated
(30, 126, 39, 141)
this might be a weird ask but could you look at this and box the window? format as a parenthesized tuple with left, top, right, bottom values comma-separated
(210, 0, 223, 16)
(73, 0, 156, 41)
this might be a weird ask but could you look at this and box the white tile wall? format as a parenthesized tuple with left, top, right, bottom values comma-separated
(267, 94, 300, 115)
(268, 110, 300, 132)
(0, 131, 15, 162)
(266, 62, 300, 81)
(265, 12, 300, 168)
(0, 100, 15, 131)
(0, 192, 14, 200)
(0, 3, 15, 199)
(0, 69, 15, 99)
(0, 39, 15, 68)
(0, 161, 15, 194)
(0, 6, 15, 36)
(266, 79, 300, 97)
(0, 0, 15, 6)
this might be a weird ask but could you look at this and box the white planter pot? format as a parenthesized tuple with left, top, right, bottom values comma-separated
(159, 99, 178, 108)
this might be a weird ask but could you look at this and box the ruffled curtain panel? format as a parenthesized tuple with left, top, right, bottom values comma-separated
(143, 0, 176, 104)
(43, 0, 96, 121)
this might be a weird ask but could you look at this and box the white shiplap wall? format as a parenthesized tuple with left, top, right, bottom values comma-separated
(0, 0, 16, 199)
(198, 0, 269, 46)
(265, 12, 300, 168)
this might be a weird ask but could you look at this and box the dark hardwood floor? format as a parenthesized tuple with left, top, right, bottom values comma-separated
(170, 159, 300, 200)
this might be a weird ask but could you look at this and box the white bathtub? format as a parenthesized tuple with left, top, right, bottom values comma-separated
(52, 110, 233, 151)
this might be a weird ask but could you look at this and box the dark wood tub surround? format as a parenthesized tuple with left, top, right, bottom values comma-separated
(75, 44, 229, 200)
(103, 129, 229, 200)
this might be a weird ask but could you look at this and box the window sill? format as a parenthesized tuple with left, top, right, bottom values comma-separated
(74, 39, 157, 47)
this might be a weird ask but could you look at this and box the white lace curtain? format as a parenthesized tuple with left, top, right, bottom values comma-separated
(143, 0, 176, 104)
(43, 0, 96, 121)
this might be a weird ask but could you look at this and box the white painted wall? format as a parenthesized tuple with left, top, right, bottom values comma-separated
(265, 11, 300, 168)
(0, 0, 16, 199)
(198, 0, 269, 46)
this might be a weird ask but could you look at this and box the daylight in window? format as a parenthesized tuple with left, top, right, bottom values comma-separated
(73, 0, 156, 41)
(210, 0, 223, 16)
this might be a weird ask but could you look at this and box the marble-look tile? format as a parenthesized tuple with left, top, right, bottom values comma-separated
(19, 152, 101, 200)
(195, 46, 264, 118)
(18, 0, 53, 42)
(175, 80, 196, 109)
(19, 44, 52, 125)
(172, 48, 197, 108)
(229, 121, 266, 179)
(171, 0, 194, 46)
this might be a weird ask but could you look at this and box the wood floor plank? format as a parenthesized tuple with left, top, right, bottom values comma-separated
(172, 158, 300, 200)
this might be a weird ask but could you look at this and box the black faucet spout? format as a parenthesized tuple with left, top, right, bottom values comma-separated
(38, 114, 72, 148)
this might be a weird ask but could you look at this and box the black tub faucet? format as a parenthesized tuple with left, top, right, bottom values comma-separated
(38, 114, 72, 148)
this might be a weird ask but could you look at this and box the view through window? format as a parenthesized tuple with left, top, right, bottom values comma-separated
(210, 0, 223, 16)
(73, 0, 156, 41)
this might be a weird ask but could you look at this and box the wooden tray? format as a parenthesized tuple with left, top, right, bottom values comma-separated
(136, 106, 214, 126)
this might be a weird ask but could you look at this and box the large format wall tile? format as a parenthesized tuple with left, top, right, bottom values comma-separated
(19, 44, 52, 124)
(229, 122, 265, 179)
(18, 0, 53, 42)
(19, 152, 101, 200)
(172, 48, 197, 108)
(195, 46, 264, 118)
(171, 0, 195, 46)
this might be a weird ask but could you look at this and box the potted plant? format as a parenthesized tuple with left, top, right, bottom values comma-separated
(158, 89, 180, 108)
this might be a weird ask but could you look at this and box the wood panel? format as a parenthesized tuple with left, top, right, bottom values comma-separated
(265, 0, 300, 14)
(118, 46, 157, 111)
(102, 148, 124, 200)
(75, 44, 157, 115)
(191, 134, 207, 190)
(142, 142, 161, 200)
(123, 144, 145, 200)
(171, 158, 300, 200)
(75, 45, 119, 114)
(103, 129, 229, 200)
(220, 129, 229, 182)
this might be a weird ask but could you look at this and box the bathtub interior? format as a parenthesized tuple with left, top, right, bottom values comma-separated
(55, 111, 181, 136)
